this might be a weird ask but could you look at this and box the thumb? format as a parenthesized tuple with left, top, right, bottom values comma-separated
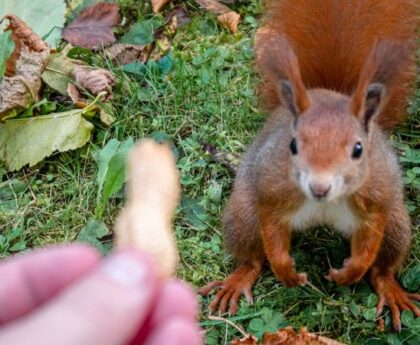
(0, 250, 157, 345)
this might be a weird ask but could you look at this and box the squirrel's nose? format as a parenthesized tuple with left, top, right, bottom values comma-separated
(309, 183, 331, 199)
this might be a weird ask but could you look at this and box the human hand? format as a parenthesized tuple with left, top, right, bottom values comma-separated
(0, 245, 201, 345)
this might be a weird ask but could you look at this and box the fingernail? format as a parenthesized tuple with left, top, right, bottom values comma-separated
(101, 252, 152, 288)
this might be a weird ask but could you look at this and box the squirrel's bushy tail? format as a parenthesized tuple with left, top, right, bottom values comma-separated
(256, 0, 419, 129)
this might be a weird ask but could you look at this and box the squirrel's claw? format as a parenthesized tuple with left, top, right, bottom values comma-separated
(278, 272, 308, 287)
(326, 265, 365, 285)
(372, 275, 420, 331)
(197, 281, 224, 296)
(198, 261, 262, 316)
(203, 281, 254, 316)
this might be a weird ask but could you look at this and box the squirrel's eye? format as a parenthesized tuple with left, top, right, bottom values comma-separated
(352, 142, 363, 159)
(290, 138, 298, 155)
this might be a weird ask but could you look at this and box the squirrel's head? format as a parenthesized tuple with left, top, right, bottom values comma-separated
(256, 31, 411, 201)
(287, 86, 383, 202)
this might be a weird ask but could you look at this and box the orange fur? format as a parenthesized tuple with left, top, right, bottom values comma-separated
(258, 203, 307, 287)
(327, 213, 387, 285)
(200, 0, 419, 331)
(257, 0, 418, 128)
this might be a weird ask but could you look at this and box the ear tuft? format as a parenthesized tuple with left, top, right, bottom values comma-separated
(363, 83, 386, 128)
(256, 29, 309, 116)
(279, 80, 298, 116)
(351, 39, 411, 126)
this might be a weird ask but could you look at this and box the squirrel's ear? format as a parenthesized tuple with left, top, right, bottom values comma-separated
(351, 39, 411, 127)
(278, 80, 298, 116)
(256, 29, 310, 115)
(353, 83, 386, 128)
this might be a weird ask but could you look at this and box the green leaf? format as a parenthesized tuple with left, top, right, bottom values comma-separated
(120, 19, 162, 45)
(366, 294, 378, 308)
(363, 308, 377, 321)
(402, 265, 420, 291)
(158, 55, 173, 74)
(412, 317, 420, 328)
(101, 151, 126, 203)
(122, 62, 147, 80)
(96, 137, 134, 199)
(248, 318, 264, 332)
(9, 240, 26, 252)
(99, 108, 115, 126)
(77, 219, 110, 255)
(0, 0, 66, 47)
(0, 31, 14, 78)
(0, 109, 94, 171)
(349, 300, 361, 318)
(6, 227, 22, 242)
(386, 334, 403, 345)
(208, 182, 222, 204)
(401, 310, 414, 328)
(181, 197, 207, 229)
(41, 49, 85, 95)
(96, 139, 121, 191)
(0, 179, 27, 200)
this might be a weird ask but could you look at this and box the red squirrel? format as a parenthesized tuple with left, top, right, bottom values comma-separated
(199, 0, 419, 331)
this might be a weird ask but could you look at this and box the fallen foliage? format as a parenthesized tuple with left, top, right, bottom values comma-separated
(0, 15, 49, 120)
(104, 43, 145, 65)
(0, 107, 94, 171)
(2, 14, 48, 76)
(0, 0, 66, 47)
(217, 11, 241, 33)
(195, 0, 241, 33)
(231, 327, 347, 345)
(195, 0, 232, 14)
(62, 3, 120, 49)
(204, 143, 242, 173)
(231, 334, 259, 345)
(73, 65, 115, 100)
(152, 0, 171, 13)
(41, 47, 86, 95)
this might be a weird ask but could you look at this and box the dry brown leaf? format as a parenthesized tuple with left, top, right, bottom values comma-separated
(166, 6, 191, 33)
(67, 83, 87, 108)
(104, 43, 145, 65)
(62, 3, 120, 49)
(152, 0, 171, 13)
(217, 11, 240, 33)
(73, 66, 115, 100)
(203, 143, 242, 174)
(195, 0, 240, 33)
(261, 327, 347, 345)
(115, 139, 180, 278)
(217, 11, 241, 33)
(229, 327, 347, 345)
(231, 334, 259, 345)
(0, 15, 49, 120)
(195, 0, 231, 15)
(2, 14, 48, 76)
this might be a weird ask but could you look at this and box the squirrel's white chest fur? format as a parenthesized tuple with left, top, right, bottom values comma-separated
(290, 199, 360, 237)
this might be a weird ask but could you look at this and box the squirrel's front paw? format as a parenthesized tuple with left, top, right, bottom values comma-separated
(326, 265, 365, 285)
(275, 270, 308, 287)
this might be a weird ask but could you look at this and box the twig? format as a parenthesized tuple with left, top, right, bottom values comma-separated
(207, 315, 248, 338)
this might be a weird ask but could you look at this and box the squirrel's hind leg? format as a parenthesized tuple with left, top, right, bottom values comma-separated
(198, 259, 263, 316)
(370, 271, 420, 331)
(369, 206, 420, 331)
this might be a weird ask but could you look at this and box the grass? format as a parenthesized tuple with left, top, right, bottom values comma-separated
(0, 1, 419, 344)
